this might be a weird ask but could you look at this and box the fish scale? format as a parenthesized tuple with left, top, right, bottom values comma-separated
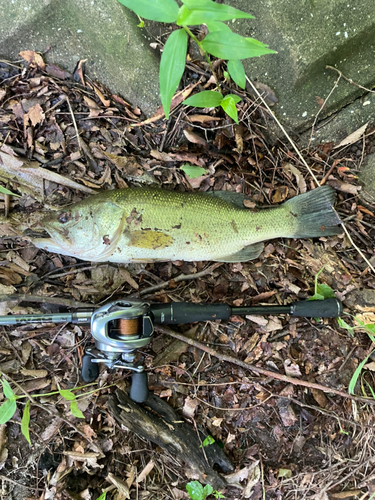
(33, 186, 342, 263)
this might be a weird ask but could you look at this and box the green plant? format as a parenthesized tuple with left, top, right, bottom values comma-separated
(308, 267, 335, 301)
(117, 0, 275, 122)
(0, 185, 20, 197)
(200, 435, 215, 448)
(337, 314, 375, 397)
(186, 481, 225, 500)
(0, 378, 103, 444)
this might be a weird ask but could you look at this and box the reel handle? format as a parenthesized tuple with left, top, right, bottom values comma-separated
(130, 371, 149, 403)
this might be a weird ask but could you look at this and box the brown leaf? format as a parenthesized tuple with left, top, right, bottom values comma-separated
(186, 114, 221, 123)
(182, 396, 199, 419)
(272, 186, 288, 203)
(283, 163, 307, 193)
(183, 128, 208, 146)
(19, 50, 46, 70)
(93, 84, 111, 107)
(133, 82, 200, 127)
(310, 388, 328, 408)
(0, 425, 8, 471)
(45, 64, 72, 79)
(284, 359, 302, 377)
(118, 267, 139, 290)
(334, 122, 368, 149)
(327, 178, 361, 195)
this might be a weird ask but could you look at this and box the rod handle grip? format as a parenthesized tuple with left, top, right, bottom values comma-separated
(291, 298, 342, 318)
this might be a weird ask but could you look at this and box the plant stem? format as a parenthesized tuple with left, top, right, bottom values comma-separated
(182, 26, 220, 89)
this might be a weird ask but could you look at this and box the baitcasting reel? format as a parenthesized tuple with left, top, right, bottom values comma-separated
(82, 300, 154, 403)
(0, 297, 343, 403)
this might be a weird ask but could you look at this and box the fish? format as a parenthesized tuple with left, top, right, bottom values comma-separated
(32, 186, 342, 263)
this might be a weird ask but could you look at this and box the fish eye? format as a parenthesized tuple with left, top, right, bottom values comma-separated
(57, 212, 71, 224)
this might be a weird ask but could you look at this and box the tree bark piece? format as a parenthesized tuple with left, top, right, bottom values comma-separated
(108, 389, 233, 490)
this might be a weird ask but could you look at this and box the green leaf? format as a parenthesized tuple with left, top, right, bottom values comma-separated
(177, 0, 253, 25)
(0, 186, 20, 197)
(316, 283, 335, 299)
(59, 389, 76, 401)
(213, 492, 225, 499)
(337, 318, 355, 335)
(201, 435, 215, 447)
(348, 350, 374, 395)
(70, 401, 85, 419)
(220, 95, 240, 123)
(202, 485, 213, 498)
(180, 164, 208, 179)
(160, 29, 188, 119)
(184, 90, 223, 108)
(117, 0, 179, 22)
(201, 31, 276, 60)
(0, 398, 17, 424)
(309, 292, 325, 301)
(278, 468, 293, 478)
(137, 20, 145, 28)
(205, 21, 232, 34)
(21, 401, 31, 444)
(186, 481, 204, 500)
(97, 492, 107, 500)
(227, 60, 246, 89)
(364, 324, 375, 335)
(1, 379, 15, 400)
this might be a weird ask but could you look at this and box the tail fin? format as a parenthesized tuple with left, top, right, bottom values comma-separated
(283, 186, 342, 238)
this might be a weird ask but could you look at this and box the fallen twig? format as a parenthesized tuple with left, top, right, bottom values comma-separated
(155, 324, 375, 406)
(138, 262, 223, 296)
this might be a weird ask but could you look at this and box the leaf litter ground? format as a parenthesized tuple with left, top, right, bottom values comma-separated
(0, 53, 375, 500)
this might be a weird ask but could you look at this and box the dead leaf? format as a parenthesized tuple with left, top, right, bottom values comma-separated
(330, 491, 363, 499)
(0, 90, 6, 102)
(183, 128, 208, 146)
(334, 122, 368, 149)
(133, 82, 200, 127)
(278, 405, 297, 426)
(107, 472, 130, 499)
(20, 369, 48, 378)
(0, 425, 8, 470)
(310, 388, 328, 407)
(25, 103, 45, 127)
(186, 114, 221, 123)
(0, 150, 97, 198)
(272, 186, 289, 203)
(284, 359, 302, 377)
(93, 84, 111, 107)
(283, 163, 307, 193)
(182, 396, 199, 419)
(136, 460, 155, 483)
(19, 50, 46, 70)
(41, 418, 63, 442)
(118, 267, 139, 290)
(327, 178, 361, 195)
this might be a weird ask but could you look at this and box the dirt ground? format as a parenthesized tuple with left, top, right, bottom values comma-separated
(0, 52, 375, 500)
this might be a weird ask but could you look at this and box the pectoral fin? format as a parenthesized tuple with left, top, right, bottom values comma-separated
(216, 242, 264, 262)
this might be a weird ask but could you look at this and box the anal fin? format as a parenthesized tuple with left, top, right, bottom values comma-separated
(215, 242, 264, 262)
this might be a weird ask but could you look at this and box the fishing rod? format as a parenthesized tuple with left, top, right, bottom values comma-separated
(0, 297, 342, 403)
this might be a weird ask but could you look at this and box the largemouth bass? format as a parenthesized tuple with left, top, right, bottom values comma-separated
(33, 186, 341, 263)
